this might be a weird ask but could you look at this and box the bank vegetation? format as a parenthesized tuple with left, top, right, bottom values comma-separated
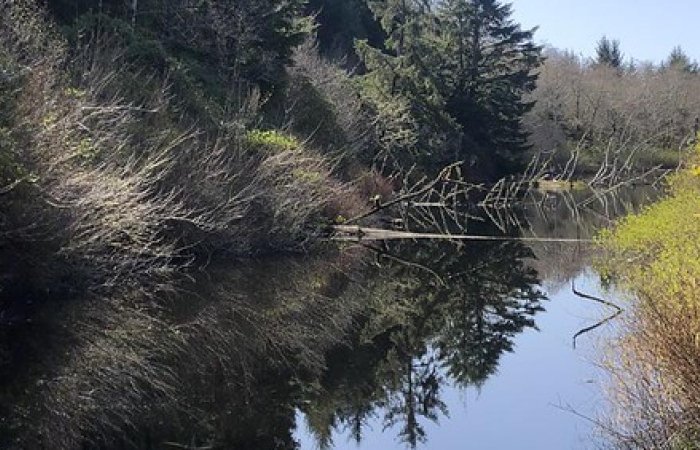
(597, 139, 700, 449)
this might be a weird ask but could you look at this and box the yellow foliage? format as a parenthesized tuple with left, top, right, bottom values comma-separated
(245, 129, 300, 153)
(598, 138, 700, 444)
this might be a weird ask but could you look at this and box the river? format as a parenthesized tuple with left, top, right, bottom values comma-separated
(0, 186, 657, 449)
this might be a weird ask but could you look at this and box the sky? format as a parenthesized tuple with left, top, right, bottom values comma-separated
(509, 0, 700, 64)
(296, 271, 611, 450)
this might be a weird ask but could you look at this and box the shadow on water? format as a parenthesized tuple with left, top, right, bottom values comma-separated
(0, 186, 659, 449)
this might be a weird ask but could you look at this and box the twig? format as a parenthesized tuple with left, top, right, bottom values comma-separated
(344, 162, 462, 225)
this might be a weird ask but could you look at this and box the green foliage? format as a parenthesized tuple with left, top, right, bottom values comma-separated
(49, 0, 310, 93)
(595, 35, 623, 68)
(597, 140, 700, 448)
(357, 0, 542, 177)
(598, 150, 700, 301)
(666, 46, 698, 73)
(246, 130, 301, 153)
(436, 0, 543, 174)
(291, 167, 324, 184)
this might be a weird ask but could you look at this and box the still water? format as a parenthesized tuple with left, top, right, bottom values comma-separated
(0, 187, 656, 449)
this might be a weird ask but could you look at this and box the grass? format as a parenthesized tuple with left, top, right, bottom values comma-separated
(0, 2, 371, 447)
(596, 139, 700, 449)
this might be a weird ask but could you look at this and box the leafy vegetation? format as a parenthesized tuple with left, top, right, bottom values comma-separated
(357, 0, 542, 176)
(597, 140, 700, 448)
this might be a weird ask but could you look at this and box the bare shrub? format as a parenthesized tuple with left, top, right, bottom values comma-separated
(526, 48, 700, 181)
(601, 300, 700, 449)
(283, 38, 376, 164)
(0, 5, 360, 294)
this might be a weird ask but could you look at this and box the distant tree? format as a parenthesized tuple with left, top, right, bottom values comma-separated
(665, 45, 698, 73)
(595, 35, 623, 68)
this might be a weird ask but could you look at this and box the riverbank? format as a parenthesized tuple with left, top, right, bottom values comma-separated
(0, 2, 376, 318)
(597, 141, 700, 447)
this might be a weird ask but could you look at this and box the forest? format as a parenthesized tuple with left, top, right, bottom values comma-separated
(1, 0, 700, 449)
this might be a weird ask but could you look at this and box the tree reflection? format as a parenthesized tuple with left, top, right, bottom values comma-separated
(303, 239, 546, 448)
(1, 234, 545, 449)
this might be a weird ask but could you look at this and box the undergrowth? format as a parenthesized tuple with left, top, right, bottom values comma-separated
(597, 139, 700, 449)
(0, 2, 381, 447)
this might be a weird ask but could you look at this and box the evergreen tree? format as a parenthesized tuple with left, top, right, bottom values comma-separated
(356, 0, 459, 169)
(46, 0, 309, 90)
(666, 46, 698, 73)
(435, 0, 543, 175)
(595, 35, 623, 68)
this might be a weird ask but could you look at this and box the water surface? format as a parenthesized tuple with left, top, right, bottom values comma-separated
(0, 187, 656, 449)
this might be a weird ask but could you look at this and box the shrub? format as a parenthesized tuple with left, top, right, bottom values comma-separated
(245, 129, 301, 154)
(597, 139, 700, 448)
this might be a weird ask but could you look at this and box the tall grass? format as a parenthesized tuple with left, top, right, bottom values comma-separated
(0, 1, 364, 295)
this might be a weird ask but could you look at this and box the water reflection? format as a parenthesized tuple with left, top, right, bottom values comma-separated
(0, 187, 657, 449)
(304, 239, 545, 448)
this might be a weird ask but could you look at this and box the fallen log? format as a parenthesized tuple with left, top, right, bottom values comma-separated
(331, 225, 594, 243)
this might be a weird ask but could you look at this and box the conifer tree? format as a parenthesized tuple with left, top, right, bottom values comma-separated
(595, 36, 623, 68)
(356, 0, 459, 169)
(666, 46, 698, 73)
(435, 0, 542, 174)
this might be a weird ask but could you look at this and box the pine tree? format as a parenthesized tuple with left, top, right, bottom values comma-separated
(595, 36, 623, 68)
(666, 46, 698, 73)
(435, 0, 543, 175)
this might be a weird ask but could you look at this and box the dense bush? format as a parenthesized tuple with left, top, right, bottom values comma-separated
(526, 48, 700, 177)
(0, 1, 364, 301)
(597, 140, 700, 448)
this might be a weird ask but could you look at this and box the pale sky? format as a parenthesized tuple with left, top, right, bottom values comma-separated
(510, 0, 700, 64)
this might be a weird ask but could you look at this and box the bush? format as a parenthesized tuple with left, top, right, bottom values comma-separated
(245, 129, 301, 153)
(597, 139, 700, 448)
(0, 1, 363, 295)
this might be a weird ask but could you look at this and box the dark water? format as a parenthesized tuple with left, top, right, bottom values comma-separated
(0, 187, 657, 449)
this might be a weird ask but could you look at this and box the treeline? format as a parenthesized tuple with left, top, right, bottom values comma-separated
(526, 40, 700, 180)
(40, 0, 543, 178)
